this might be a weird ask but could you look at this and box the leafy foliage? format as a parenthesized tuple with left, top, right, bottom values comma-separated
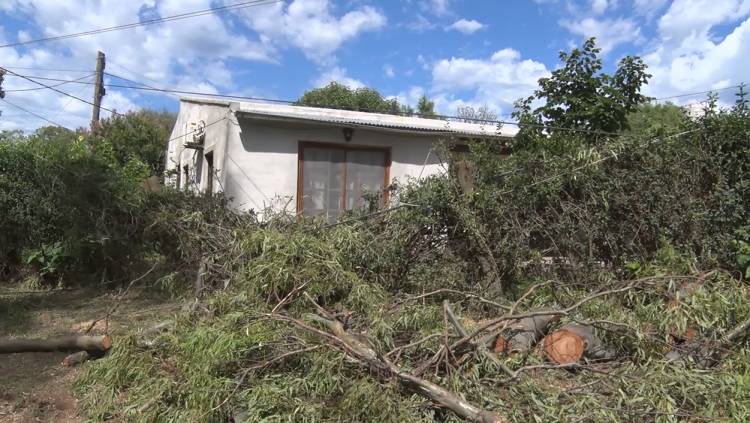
(0, 127, 150, 280)
(513, 37, 651, 141)
(297, 82, 401, 113)
(93, 109, 176, 175)
(416, 94, 436, 118)
(296, 82, 437, 117)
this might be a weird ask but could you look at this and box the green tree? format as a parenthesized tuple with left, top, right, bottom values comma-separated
(94, 109, 176, 175)
(513, 37, 651, 141)
(625, 103, 687, 137)
(416, 95, 436, 118)
(297, 82, 400, 114)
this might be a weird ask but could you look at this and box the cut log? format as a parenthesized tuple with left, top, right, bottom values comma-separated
(493, 311, 560, 354)
(0, 335, 111, 354)
(63, 351, 91, 367)
(544, 329, 584, 364)
(544, 324, 612, 364)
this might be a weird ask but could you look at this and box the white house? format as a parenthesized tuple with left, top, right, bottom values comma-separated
(165, 96, 517, 218)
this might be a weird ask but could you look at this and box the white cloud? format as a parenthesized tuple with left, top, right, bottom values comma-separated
(590, 0, 617, 15)
(561, 17, 642, 53)
(314, 66, 365, 89)
(446, 19, 486, 34)
(419, 0, 451, 16)
(430, 48, 550, 115)
(658, 0, 750, 44)
(632, 0, 669, 18)
(391, 85, 426, 108)
(405, 14, 437, 32)
(383, 64, 395, 78)
(237, 0, 386, 64)
(0, 0, 384, 131)
(643, 14, 750, 103)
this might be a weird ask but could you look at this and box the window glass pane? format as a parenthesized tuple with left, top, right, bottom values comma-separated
(302, 148, 344, 219)
(345, 150, 386, 210)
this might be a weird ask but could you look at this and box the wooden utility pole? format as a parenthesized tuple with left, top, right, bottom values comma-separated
(0, 68, 6, 99)
(90, 51, 106, 132)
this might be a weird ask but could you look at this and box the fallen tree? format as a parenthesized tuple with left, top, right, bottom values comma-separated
(0, 335, 111, 354)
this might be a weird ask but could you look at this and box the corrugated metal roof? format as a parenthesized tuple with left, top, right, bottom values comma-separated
(181, 96, 517, 138)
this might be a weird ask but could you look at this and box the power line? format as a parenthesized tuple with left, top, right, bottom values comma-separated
(104, 71, 181, 99)
(50, 74, 97, 125)
(0, 97, 68, 128)
(5, 70, 745, 139)
(0, 0, 281, 49)
(0, 65, 93, 73)
(4, 72, 95, 92)
(652, 84, 745, 101)
(0, 67, 126, 118)
(1, 72, 625, 137)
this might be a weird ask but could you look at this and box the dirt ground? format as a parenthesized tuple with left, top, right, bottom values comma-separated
(0, 288, 178, 422)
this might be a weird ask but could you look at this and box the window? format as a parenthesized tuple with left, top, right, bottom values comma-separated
(298, 143, 389, 219)
(204, 152, 214, 196)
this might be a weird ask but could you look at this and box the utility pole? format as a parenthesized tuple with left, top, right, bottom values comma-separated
(90, 51, 106, 133)
(0, 68, 6, 99)
(0, 68, 5, 118)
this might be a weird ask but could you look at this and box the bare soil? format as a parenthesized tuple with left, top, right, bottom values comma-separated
(0, 288, 178, 422)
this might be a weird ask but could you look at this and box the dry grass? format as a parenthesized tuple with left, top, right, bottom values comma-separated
(0, 287, 179, 423)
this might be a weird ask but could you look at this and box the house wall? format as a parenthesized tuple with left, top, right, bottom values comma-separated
(224, 117, 444, 215)
(166, 100, 447, 216)
(165, 101, 234, 194)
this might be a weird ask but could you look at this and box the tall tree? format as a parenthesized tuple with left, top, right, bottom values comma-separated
(513, 37, 651, 141)
(416, 95, 436, 118)
(93, 110, 176, 175)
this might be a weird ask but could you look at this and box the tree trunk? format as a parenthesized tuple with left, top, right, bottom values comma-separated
(0, 335, 111, 354)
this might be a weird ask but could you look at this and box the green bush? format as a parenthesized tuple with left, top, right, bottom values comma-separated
(0, 127, 149, 282)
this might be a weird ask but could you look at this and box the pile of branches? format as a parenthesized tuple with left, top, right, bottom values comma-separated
(73, 221, 750, 422)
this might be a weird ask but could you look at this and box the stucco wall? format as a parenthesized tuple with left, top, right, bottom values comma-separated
(224, 117, 444, 214)
(166, 100, 447, 216)
(165, 100, 234, 194)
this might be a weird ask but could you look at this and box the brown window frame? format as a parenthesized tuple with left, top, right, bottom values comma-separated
(296, 141, 391, 217)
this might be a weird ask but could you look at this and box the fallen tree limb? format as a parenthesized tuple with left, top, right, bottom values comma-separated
(666, 316, 750, 366)
(443, 300, 514, 378)
(269, 312, 507, 423)
(0, 335, 111, 354)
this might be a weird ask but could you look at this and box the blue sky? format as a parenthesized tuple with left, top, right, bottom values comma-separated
(1, 0, 749, 131)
